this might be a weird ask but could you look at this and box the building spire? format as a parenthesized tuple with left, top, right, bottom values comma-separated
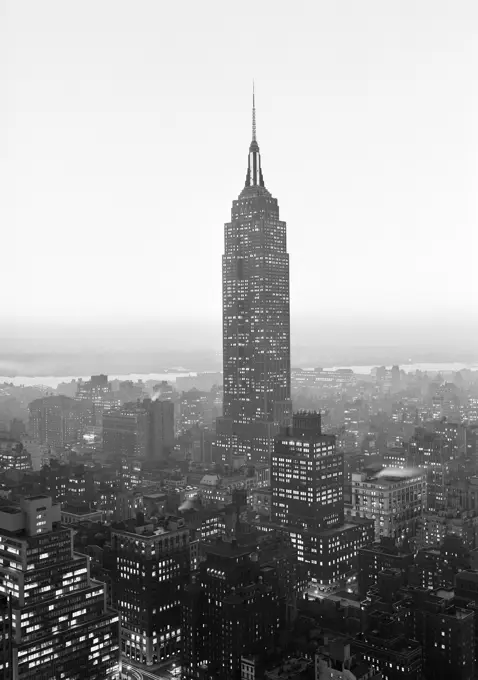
(244, 82, 264, 189)
(252, 81, 256, 142)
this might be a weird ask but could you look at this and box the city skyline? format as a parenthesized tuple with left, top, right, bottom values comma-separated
(2, 1, 477, 355)
(2, 3, 478, 680)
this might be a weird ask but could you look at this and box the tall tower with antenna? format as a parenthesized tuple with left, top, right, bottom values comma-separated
(214, 87, 292, 466)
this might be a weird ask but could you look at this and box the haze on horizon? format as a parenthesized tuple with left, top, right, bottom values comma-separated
(2, 0, 477, 362)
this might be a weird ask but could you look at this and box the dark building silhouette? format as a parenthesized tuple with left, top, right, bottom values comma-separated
(181, 537, 282, 680)
(214, 91, 292, 467)
(40, 461, 96, 506)
(111, 516, 189, 665)
(408, 427, 454, 511)
(103, 398, 174, 461)
(358, 538, 414, 598)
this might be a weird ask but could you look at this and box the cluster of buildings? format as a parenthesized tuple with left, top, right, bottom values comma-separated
(0, 93, 477, 680)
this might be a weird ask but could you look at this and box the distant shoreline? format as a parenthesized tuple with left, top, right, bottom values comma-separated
(0, 362, 475, 390)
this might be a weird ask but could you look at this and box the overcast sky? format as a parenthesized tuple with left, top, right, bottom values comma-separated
(2, 0, 478, 351)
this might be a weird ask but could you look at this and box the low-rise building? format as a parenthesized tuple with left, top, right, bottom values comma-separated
(350, 468, 426, 541)
(61, 506, 103, 525)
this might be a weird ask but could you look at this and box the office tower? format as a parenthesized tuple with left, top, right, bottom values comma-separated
(268, 411, 373, 585)
(76, 375, 121, 426)
(351, 468, 426, 541)
(111, 516, 189, 665)
(181, 538, 282, 680)
(271, 412, 343, 530)
(28, 395, 92, 447)
(179, 389, 212, 434)
(77, 374, 110, 402)
(408, 427, 453, 511)
(215, 91, 292, 466)
(0, 495, 120, 679)
(103, 399, 174, 461)
(148, 398, 175, 458)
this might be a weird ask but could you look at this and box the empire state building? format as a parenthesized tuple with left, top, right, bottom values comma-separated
(214, 91, 292, 466)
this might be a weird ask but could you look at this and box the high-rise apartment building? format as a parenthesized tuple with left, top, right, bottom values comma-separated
(0, 495, 120, 679)
(214, 92, 292, 466)
(29, 396, 92, 448)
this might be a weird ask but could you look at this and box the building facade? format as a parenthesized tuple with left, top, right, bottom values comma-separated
(271, 412, 343, 531)
(103, 399, 174, 461)
(266, 412, 373, 585)
(0, 495, 120, 679)
(111, 516, 190, 665)
(181, 538, 283, 680)
(28, 396, 92, 448)
(350, 468, 426, 541)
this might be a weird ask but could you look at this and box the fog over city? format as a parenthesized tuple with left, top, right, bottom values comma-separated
(2, 3, 478, 680)
(3, 0, 478, 377)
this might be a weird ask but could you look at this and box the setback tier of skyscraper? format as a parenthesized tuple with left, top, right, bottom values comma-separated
(0, 495, 120, 680)
(259, 412, 374, 585)
(214, 91, 292, 467)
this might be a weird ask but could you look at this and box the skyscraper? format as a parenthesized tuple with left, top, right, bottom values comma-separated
(0, 495, 120, 679)
(181, 538, 283, 680)
(271, 412, 344, 531)
(266, 412, 374, 585)
(111, 516, 189, 665)
(214, 89, 292, 466)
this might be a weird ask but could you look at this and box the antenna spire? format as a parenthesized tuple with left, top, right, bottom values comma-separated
(252, 81, 256, 142)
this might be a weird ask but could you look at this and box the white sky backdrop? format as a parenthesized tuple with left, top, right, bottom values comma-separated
(2, 0, 477, 350)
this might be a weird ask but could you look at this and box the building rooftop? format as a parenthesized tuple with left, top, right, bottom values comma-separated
(200, 474, 220, 487)
(62, 505, 102, 516)
(203, 537, 255, 558)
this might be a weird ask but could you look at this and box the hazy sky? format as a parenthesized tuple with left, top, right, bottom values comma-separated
(2, 0, 478, 350)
